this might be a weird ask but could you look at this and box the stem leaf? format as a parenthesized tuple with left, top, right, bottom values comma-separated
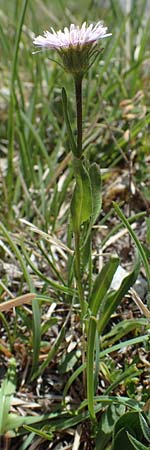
(90, 162, 102, 226)
(71, 159, 92, 232)
(89, 257, 119, 316)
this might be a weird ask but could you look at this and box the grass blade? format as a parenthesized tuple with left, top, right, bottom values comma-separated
(113, 202, 150, 293)
(0, 223, 41, 376)
(7, 0, 29, 201)
(0, 358, 16, 435)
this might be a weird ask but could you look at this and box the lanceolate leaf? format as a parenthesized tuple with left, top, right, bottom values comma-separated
(89, 162, 102, 226)
(139, 413, 150, 443)
(146, 217, 150, 245)
(81, 163, 102, 251)
(71, 159, 92, 232)
(89, 257, 119, 316)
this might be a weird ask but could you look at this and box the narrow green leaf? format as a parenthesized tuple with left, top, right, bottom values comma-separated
(0, 358, 16, 435)
(24, 425, 54, 440)
(146, 217, 150, 245)
(63, 363, 86, 400)
(105, 365, 139, 395)
(89, 257, 119, 315)
(100, 334, 149, 358)
(21, 244, 75, 296)
(31, 315, 67, 381)
(20, 111, 51, 166)
(101, 318, 148, 347)
(89, 163, 102, 226)
(30, 299, 41, 379)
(78, 395, 143, 414)
(99, 20, 125, 83)
(0, 312, 13, 350)
(7, 0, 29, 193)
(87, 316, 97, 422)
(4, 395, 142, 436)
(0, 222, 33, 291)
(71, 159, 92, 231)
(64, 333, 149, 400)
(101, 212, 146, 249)
(98, 255, 140, 335)
(17, 432, 35, 450)
(139, 413, 150, 443)
(127, 432, 150, 450)
(81, 163, 102, 255)
(113, 202, 150, 292)
(136, 20, 149, 62)
(0, 225, 42, 377)
(59, 349, 81, 374)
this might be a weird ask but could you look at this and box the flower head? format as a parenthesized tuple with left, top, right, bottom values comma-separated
(33, 21, 111, 77)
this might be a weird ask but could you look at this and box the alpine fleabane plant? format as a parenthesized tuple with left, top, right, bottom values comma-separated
(33, 21, 111, 76)
(33, 20, 112, 422)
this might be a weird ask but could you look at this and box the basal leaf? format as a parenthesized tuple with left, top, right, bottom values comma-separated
(139, 413, 150, 443)
(113, 411, 143, 447)
(96, 403, 125, 450)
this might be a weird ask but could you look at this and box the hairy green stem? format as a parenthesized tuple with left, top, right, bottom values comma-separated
(74, 76, 86, 391)
(74, 230, 85, 318)
(75, 76, 83, 158)
(74, 76, 85, 317)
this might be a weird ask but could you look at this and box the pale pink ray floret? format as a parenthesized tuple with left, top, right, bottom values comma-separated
(33, 21, 111, 50)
